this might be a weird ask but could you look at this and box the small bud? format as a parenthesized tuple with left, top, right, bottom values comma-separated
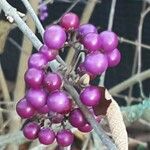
(79, 74, 90, 87)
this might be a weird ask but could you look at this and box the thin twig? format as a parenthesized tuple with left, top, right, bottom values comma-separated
(119, 37, 150, 50)
(21, 0, 45, 36)
(109, 69, 150, 95)
(53, 0, 80, 24)
(137, 6, 150, 98)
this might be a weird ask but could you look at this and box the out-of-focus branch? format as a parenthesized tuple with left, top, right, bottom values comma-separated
(0, 0, 42, 50)
(108, 0, 117, 30)
(137, 6, 150, 97)
(109, 69, 150, 95)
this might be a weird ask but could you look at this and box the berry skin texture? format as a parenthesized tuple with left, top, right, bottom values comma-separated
(39, 45, 58, 61)
(38, 104, 49, 114)
(38, 128, 55, 145)
(28, 53, 48, 69)
(84, 51, 108, 75)
(78, 24, 97, 38)
(69, 108, 86, 128)
(78, 123, 92, 133)
(43, 72, 62, 92)
(23, 122, 40, 140)
(47, 91, 72, 114)
(82, 33, 101, 52)
(106, 48, 121, 67)
(99, 31, 118, 53)
(26, 88, 47, 109)
(56, 129, 74, 147)
(16, 98, 35, 119)
(60, 12, 79, 31)
(24, 68, 44, 89)
(44, 25, 66, 49)
(80, 86, 101, 106)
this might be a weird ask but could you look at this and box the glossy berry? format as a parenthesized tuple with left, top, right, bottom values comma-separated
(99, 31, 118, 52)
(48, 111, 64, 124)
(39, 45, 58, 61)
(43, 72, 62, 92)
(82, 33, 101, 52)
(16, 98, 35, 118)
(69, 108, 86, 128)
(38, 104, 49, 114)
(78, 123, 92, 133)
(56, 129, 74, 147)
(38, 128, 55, 145)
(26, 88, 47, 109)
(60, 12, 79, 31)
(47, 91, 72, 114)
(106, 48, 121, 67)
(24, 68, 44, 89)
(28, 53, 48, 69)
(77, 24, 97, 40)
(44, 25, 66, 49)
(80, 86, 101, 106)
(84, 51, 108, 75)
(23, 122, 40, 140)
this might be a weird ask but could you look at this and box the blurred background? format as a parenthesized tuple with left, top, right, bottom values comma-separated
(0, 0, 150, 150)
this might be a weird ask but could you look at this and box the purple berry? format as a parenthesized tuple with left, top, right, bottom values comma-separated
(56, 129, 74, 147)
(28, 53, 48, 69)
(48, 111, 64, 124)
(39, 45, 58, 61)
(77, 24, 97, 40)
(16, 98, 35, 119)
(47, 91, 72, 114)
(84, 51, 108, 75)
(24, 68, 44, 89)
(106, 48, 121, 67)
(99, 31, 118, 52)
(78, 123, 92, 133)
(38, 104, 49, 114)
(43, 72, 62, 92)
(60, 12, 79, 31)
(69, 108, 86, 128)
(23, 122, 40, 140)
(82, 33, 101, 52)
(38, 128, 55, 145)
(80, 86, 101, 106)
(44, 25, 66, 49)
(26, 88, 47, 109)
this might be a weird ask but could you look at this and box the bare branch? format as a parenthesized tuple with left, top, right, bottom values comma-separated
(21, 0, 45, 36)
(109, 69, 150, 95)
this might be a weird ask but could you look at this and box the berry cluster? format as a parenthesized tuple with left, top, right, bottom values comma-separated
(39, 0, 48, 21)
(16, 12, 121, 147)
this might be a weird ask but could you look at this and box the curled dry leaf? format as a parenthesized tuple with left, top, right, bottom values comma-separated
(93, 87, 128, 150)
